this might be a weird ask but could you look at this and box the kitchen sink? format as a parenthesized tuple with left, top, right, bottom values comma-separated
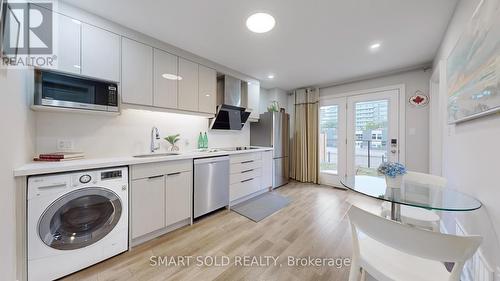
(133, 153, 180, 158)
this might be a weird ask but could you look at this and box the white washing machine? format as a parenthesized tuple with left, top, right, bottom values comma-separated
(28, 167, 129, 281)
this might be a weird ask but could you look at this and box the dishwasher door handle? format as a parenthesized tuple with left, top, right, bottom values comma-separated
(194, 156, 230, 165)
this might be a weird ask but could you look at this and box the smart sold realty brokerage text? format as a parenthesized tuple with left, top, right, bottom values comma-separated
(150, 255, 351, 268)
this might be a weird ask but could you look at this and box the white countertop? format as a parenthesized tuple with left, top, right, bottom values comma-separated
(14, 147, 273, 177)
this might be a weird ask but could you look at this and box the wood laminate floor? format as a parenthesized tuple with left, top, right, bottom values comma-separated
(63, 182, 380, 281)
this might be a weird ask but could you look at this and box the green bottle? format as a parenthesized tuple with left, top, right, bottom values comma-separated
(203, 132, 208, 148)
(197, 132, 203, 149)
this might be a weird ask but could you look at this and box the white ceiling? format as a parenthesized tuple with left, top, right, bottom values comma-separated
(62, 0, 457, 90)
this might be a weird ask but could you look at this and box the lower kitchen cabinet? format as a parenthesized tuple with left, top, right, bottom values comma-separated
(166, 171, 192, 226)
(130, 160, 192, 244)
(131, 175, 166, 239)
(229, 151, 272, 204)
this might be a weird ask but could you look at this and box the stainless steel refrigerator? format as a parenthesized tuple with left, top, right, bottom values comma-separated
(250, 112, 289, 188)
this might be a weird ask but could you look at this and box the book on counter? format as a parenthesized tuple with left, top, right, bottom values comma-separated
(34, 152, 85, 162)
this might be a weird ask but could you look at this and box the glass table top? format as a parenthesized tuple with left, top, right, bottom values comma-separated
(341, 175, 482, 211)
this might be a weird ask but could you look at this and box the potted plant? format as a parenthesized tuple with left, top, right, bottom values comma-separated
(164, 134, 180, 151)
(267, 100, 280, 112)
(377, 162, 407, 188)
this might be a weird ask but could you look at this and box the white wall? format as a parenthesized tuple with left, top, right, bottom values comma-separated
(434, 0, 500, 273)
(259, 87, 290, 114)
(0, 69, 34, 281)
(35, 107, 250, 157)
(320, 69, 432, 173)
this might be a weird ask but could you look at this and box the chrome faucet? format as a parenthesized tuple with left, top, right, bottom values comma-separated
(150, 127, 160, 153)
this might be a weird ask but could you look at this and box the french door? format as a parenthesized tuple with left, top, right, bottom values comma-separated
(319, 89, 401, 187)
(319, 97, 346, 186)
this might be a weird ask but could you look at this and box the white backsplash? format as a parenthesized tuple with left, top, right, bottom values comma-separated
(35, 108, 250, 158)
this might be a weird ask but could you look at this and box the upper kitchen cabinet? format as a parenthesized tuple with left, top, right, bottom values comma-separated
(28, 7, 81, 74)
(51, 13, 81, 74)
(81, 24, 120, 82)
(198, 65, 217, 114)
(247, 81, 261, 120)
(178, 58, 199, 112)
(122, 38, 153, 106)
(154, 49, 178, 109)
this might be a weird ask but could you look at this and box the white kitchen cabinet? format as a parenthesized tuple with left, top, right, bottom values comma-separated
(198, 65, 217, 114)
(131, 176, 166, 239)
(229, 152, 270, 203)
(130, 160, 192, 245)
(52, 13, 81, 74)
(81, 24, 120, 81)
(29, 9, 81, 74)
(165, 171, 192, 226)
(178, 58, 199, 111)
(122, 37, 153, 105)
(247, 81, 261, 120)
(154, 49, 178, 109)
(262, 150, 273, 189)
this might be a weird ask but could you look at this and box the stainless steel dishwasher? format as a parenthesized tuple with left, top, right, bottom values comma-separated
(193, 156, 230, 218)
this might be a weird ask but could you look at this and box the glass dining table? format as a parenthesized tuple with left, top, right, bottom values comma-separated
(340, 175, 482, 221)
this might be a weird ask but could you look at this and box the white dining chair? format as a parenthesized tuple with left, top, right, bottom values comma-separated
(381, 171, 447, 231)
(348, 205, 482, 281)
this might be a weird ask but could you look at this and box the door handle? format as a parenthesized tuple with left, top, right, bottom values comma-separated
(241, 160, 254, 164)
(147, 175, 164, 180)
(241, 178, 254, 183)
(167, 172, 181, 176)
(241, 169, 254, 173)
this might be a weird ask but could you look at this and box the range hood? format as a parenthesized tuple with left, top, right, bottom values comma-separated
(210, 75, 250, 130)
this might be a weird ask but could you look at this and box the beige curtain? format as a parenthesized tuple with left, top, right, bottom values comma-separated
(290, 88, 319, 184)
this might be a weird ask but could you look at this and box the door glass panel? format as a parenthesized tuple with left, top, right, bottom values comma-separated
(320, 105, 339, 174)
(39, 188, 122, 250)
(353, 100, 388, 176)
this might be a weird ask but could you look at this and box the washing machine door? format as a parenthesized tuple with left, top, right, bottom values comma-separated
(38, 187, 122, 250)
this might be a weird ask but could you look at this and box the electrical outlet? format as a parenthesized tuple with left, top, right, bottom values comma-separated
(57, 139, 74, 151)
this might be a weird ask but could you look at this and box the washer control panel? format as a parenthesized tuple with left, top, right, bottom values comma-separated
(79, 174, 92, 184)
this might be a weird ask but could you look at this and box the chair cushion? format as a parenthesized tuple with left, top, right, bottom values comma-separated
(359, 236, 451, 281)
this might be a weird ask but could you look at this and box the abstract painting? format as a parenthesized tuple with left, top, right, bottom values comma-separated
(447, 0, 500, 123)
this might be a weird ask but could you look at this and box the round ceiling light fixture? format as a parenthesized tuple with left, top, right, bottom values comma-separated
(369, 42, 382, 51)
(246, 13, 276, 33)
(267, 74, 275, 79)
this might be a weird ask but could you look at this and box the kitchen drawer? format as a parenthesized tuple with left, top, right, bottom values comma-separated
(230, 152, 262, 164)
(230, 177, 262, 201)
(230, 160, 262, 174)
(230, 168, 262, 184)
(131, 159, 192, 180)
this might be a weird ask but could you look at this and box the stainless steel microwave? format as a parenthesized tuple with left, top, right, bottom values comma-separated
(34, 69, 119, 112)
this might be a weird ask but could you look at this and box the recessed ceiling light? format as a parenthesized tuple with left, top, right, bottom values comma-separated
(267, 74, 275, 79)
(162, 73, 183, 80)
(370, 42, 382, 50)
(246, 13, 276, 33)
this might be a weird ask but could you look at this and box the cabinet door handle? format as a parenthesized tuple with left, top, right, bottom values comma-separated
(241, 178, 254, 183)
(148, 175, 164, 180)
(241, 160, 254, 164)
(167, 172, 181, 176)
(241, 169, 254, 174)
